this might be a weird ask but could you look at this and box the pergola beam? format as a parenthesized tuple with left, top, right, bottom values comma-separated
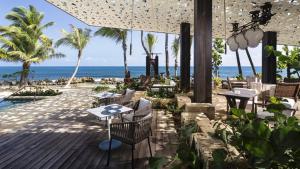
(194, 0, 212, 103)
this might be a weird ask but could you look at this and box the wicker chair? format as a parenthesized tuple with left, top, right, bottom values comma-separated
(106, 116, 152, 169)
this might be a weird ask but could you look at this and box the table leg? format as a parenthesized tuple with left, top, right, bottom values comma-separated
(98, 118, 122, 151)
(238, 98, 250, 110)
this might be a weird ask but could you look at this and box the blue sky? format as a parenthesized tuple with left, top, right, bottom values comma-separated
(0, 0, 264, 67)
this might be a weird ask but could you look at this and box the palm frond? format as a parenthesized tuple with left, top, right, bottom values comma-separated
(94, 27, 126, 44)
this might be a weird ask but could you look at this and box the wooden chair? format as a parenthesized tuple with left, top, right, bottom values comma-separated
(106, 116, 153, 169)
(227, 77, 248, 91)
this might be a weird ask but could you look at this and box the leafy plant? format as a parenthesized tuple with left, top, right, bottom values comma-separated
(235, 74, 244, 80)
(212, 38, 224, 77)
(146, 89, 175, 99)
(93, 85, 110, 92)
(13, 89, 61, 96)
(213, 102, 300, 168)
(213, 77, 222, 88)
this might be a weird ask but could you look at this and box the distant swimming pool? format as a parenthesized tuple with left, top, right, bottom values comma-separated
(0, 99, 35, 111)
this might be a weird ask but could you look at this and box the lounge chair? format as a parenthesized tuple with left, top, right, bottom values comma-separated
(106, 116, 152, 168)
(255, 83, 300, 119)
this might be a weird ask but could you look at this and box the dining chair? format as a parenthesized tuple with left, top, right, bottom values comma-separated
(106, 116, 153, 169)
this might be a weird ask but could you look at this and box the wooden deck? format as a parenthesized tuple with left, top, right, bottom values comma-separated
(0, 89, 178, 169)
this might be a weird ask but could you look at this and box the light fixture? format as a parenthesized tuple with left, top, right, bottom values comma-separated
(226, 2, 275, 51)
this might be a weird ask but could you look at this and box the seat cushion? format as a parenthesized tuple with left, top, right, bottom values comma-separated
(281, 98, 296, 109)
(123, 113, 134, 122)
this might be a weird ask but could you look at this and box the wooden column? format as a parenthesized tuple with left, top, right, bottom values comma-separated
(194, 0, 212, 103)
(262, 31, 277, 84)
(180, 23, 191, 92)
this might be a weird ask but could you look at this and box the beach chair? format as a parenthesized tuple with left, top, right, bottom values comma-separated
(106, 116, 152, 168)
(115, 88, 136, 105)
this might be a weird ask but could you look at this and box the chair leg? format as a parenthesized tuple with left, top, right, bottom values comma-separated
(131, 144, 135, 169)
(148, 137, 152, 157)
(106, 139, 112, 166)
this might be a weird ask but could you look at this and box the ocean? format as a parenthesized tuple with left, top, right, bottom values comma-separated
(0, 66, 262, 80)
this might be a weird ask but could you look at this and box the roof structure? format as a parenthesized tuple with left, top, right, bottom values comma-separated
(46, 0, 300, 45)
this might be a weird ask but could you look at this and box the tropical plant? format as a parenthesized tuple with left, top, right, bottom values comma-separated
(212, 38, 224, 77)
(213, 101, 300, 168)
(55, 25, 91, 88)
(141, 30, 151, 57)
(172, 37, 180, 77)
(0, 5, 63, 86)
(94, 28, 129, 77)
(265, 45, 300, 79)
(165, 33, 170, 78)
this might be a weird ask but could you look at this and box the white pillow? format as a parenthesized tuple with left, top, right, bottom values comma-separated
(123, 89, 135, 103)
(138, 98, 151, 110)
(170, 80, 176, 86)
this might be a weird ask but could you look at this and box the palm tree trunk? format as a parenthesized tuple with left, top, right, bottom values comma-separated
(235, 50, 243, 77)
(175, 57, 178, 77)
(141, 31, 150, 58)
(19, 62, 30, 87)
(65, 50, 82, 88)
(165, 33, 170, 78)
(122, 39, 129, 78)
(245, 48, 257, 76)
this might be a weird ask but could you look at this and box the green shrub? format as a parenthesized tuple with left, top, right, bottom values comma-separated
(213, 77, 222, 87)
(146, 89, 175, 99)
(13, 89, 61, 96)
(213, 99, 300, 168)
(93, 85, 110, 92)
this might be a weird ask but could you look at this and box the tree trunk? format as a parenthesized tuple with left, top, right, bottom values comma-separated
(235, 50, 243, 77)
(245, 48, 257, 76)
(65, 50, 82, 88)
(175, 58, 178, 78)
(165, 33, 170, 78)
(122, 39, 129, 77)
(141, 31, 151, 58)
(19, 62, 31, 87)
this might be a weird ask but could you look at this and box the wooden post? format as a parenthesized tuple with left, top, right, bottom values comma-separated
(262, 31, 277, 84)
(194, 0, 212, 103)
(180, 23, 191, 92)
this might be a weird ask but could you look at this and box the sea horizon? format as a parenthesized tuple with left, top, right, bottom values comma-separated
(0, 66, 264, 80)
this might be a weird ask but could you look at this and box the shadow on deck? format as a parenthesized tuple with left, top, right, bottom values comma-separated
(0, 110, 178, 169)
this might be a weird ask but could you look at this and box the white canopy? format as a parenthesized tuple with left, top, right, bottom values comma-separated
(46, 0, 300, 46)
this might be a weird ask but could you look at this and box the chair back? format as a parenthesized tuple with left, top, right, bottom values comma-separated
(274, 83, 300, 101)
(227, 77, 233, 91)
(122, 89, 135, 104)
(133, 116, 152, 143)
(135, 98, 152, 116)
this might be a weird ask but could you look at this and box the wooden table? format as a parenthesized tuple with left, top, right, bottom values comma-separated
(218, 91, 257, 113)
(87, 104, 133, 151)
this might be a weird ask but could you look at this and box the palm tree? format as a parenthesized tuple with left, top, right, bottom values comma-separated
(165, 33, 170, 78)
(0, 5, 63, 86)
(144, 33, 157, 58)
(171, 37, 180, 77)
(94, 28, 129, 77)
(55, 25, 91, 88)
(141, 31, 150, 57)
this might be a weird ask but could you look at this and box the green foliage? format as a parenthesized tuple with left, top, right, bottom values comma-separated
(213, 77, 222, 87)
(12, 89, 61, 96)
(149, 157, 166, 169)
(265, 45, 300, 79)
(0, 5, 64, 86)
(212, 38, 225, 77)
(213, 104, 300, 168)
(93, 85, 110, 92)
(166, 101, 184, 114)
(235, 74, 244, 80)
(145, 33, 157, 56)
(146, 89, 175, 99)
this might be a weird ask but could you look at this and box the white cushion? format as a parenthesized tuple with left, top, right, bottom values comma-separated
(170, 80, 176, 86)
(136, 98, 152, 115)
(122, 113, 134, 122)
(138, 98, 151, 110)
(281, 98, 296, 109)
(122, 89, 135, 103)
